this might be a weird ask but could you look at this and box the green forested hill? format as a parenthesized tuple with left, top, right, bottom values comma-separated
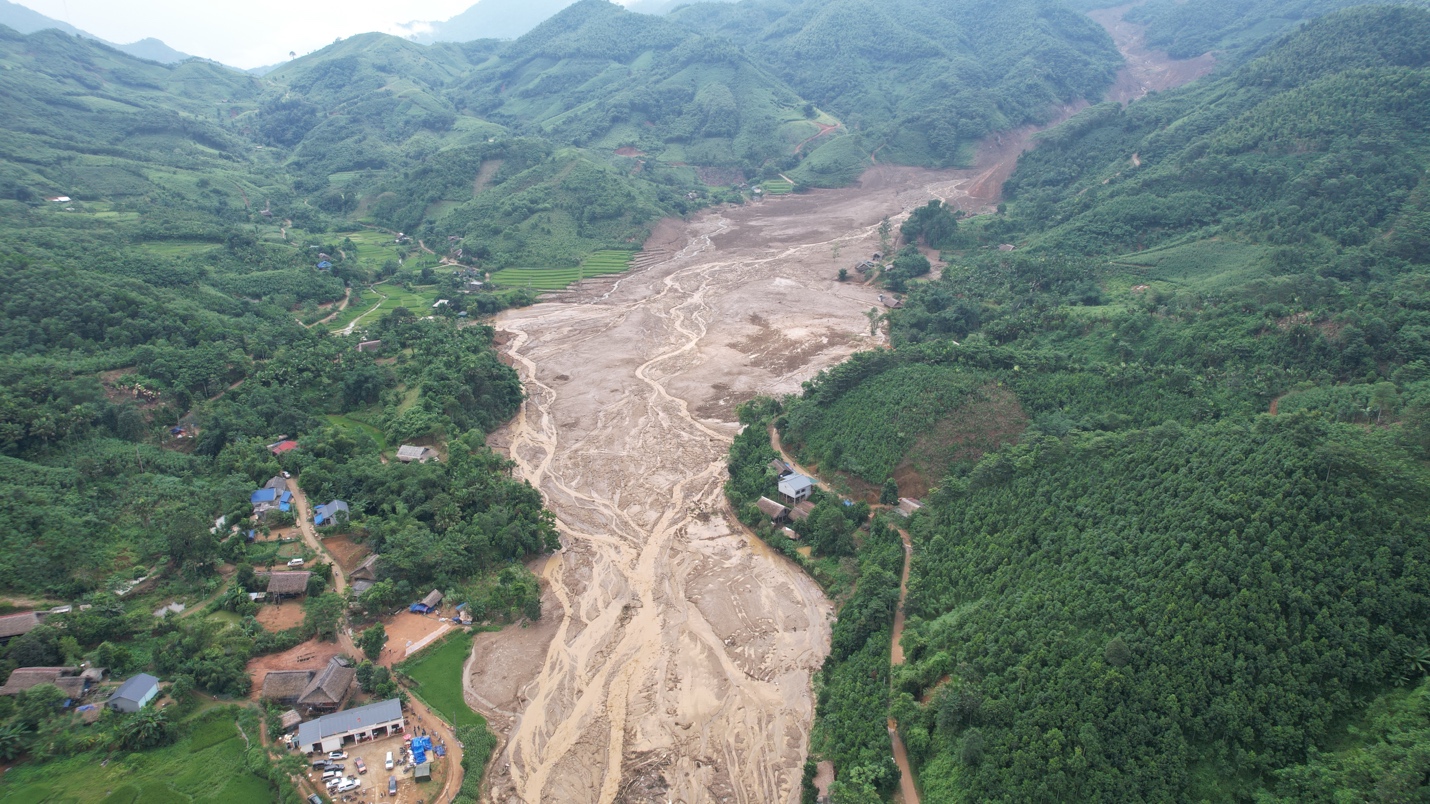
(457, 0, 819, 172)
(671, 0, 1122, 167)
(1123, 0, 1430, 61)
(765, 6, 1430, 801)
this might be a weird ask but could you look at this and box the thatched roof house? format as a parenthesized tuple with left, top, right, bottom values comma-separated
(790, 500, 816, 522)
(0, 611, 41, 642)
(280, 709, 302, 732)
(261, 671, 313, 705)
(298, 658, 354, 711)
(266, 571, 311, 597)
(756, 497, 790, 523)
(0, 666, 83, 697)
(421, 589, 443, 609)
(351, 554, 381, 582)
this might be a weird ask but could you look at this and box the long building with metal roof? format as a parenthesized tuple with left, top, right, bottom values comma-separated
(295, 698, 404, 754)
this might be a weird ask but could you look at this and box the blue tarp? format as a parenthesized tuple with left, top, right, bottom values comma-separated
(434, 745, 446, 758)
(251, 488, 277, 504)
(409, 603, 430, 613)
(317, 261, 332, 269)
(279, 502, 291, 512)
(412, 736, 433, 765)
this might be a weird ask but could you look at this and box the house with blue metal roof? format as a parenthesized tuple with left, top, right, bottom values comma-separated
(314, 500, 349, 527)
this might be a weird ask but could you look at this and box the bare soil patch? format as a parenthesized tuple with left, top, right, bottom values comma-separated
(247, 638, 347, 700)
(379, 611, 451, 667)
(1088, 4, 1216, 105)
(256, 600, 306, 633)
(321, 535, 371, 575)
(465, 560, 564, 725)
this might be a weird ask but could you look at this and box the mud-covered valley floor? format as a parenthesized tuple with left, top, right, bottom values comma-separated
(470, 158, 1018, 804)
(466, 10, 1214, 801)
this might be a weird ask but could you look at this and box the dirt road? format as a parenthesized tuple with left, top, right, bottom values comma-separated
(289, 484, 347, 595)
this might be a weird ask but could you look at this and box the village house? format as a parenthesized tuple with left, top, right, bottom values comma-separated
(295, 698, 405, 754)
(264, 571, 312, 601)
(314, 500, 349, 527)
(261, 658, 355, 713)
(356, 339, 382, 353)
(778, 474, 815, 504)
(269, 440, 299, 456)
(410, 589, 443, 614)
(0, 611, 42, 645)
(251, 475, 293, 519)
(107, 673, 160, 713)
(756, 497, 790, 524)
(895, 497, 924, 517)
(790, 500, 816, 522)
(0, 666, 98, 700)
(396, 445, 438, 464)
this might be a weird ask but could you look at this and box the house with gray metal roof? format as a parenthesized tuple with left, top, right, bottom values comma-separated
(314, 500, 349, 527)
(778, 474, 815, 504)
(296, 698, 404, 754)
(107, 673, 160, 713)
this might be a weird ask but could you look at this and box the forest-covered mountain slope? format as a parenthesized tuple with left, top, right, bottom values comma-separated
(761, 6, 1430, 801)
(456, 0, 822, 172)
(0, 0, 195, 63)
(671, 0, 1122, 168)
(1122, 0, 1430, 61)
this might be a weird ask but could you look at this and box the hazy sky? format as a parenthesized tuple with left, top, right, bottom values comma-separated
(13, 0, 492, 68)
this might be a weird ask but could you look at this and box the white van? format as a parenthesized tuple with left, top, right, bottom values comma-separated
(287, 557, 305, 567)
(385, 751, 394, 770)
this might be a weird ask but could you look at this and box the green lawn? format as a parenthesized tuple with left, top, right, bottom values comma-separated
(325, 413, 388, 452)
(0, 709, 273, 804)
(401, 631, 486, 730)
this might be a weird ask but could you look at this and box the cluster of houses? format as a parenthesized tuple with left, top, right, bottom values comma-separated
(251, 475, 294, 520)
(755, 462, 817, 536)
(0, 611, 164, 719)
(261, 656, 356, 715)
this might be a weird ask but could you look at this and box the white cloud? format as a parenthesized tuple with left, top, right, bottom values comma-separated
(13, 0, 481, 68)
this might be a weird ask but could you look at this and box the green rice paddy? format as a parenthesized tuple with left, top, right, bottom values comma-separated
(760, 179, 795, 195)
(401, 631, 487, 731)
(489, 250, 637, 291)
(0, 709, 273, 804)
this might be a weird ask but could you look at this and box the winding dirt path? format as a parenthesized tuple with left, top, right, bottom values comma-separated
(888, 525, 919, 804)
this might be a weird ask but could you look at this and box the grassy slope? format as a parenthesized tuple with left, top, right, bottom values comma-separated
(0, 710, 272, 804)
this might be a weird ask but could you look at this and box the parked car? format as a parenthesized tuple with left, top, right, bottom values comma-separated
(388, 776, 397, 796)
(310, 760, 330, 770)
(354, 757, 367, 774)
(327, 751, 347, 760)
(385, 751, 394, 770)
(289, 557, 307, 567)
(307, 795, 323, 804)
(337, 778, 361, 793)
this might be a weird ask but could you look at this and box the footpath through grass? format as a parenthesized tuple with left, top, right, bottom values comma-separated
(0, 708, 273, 804)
